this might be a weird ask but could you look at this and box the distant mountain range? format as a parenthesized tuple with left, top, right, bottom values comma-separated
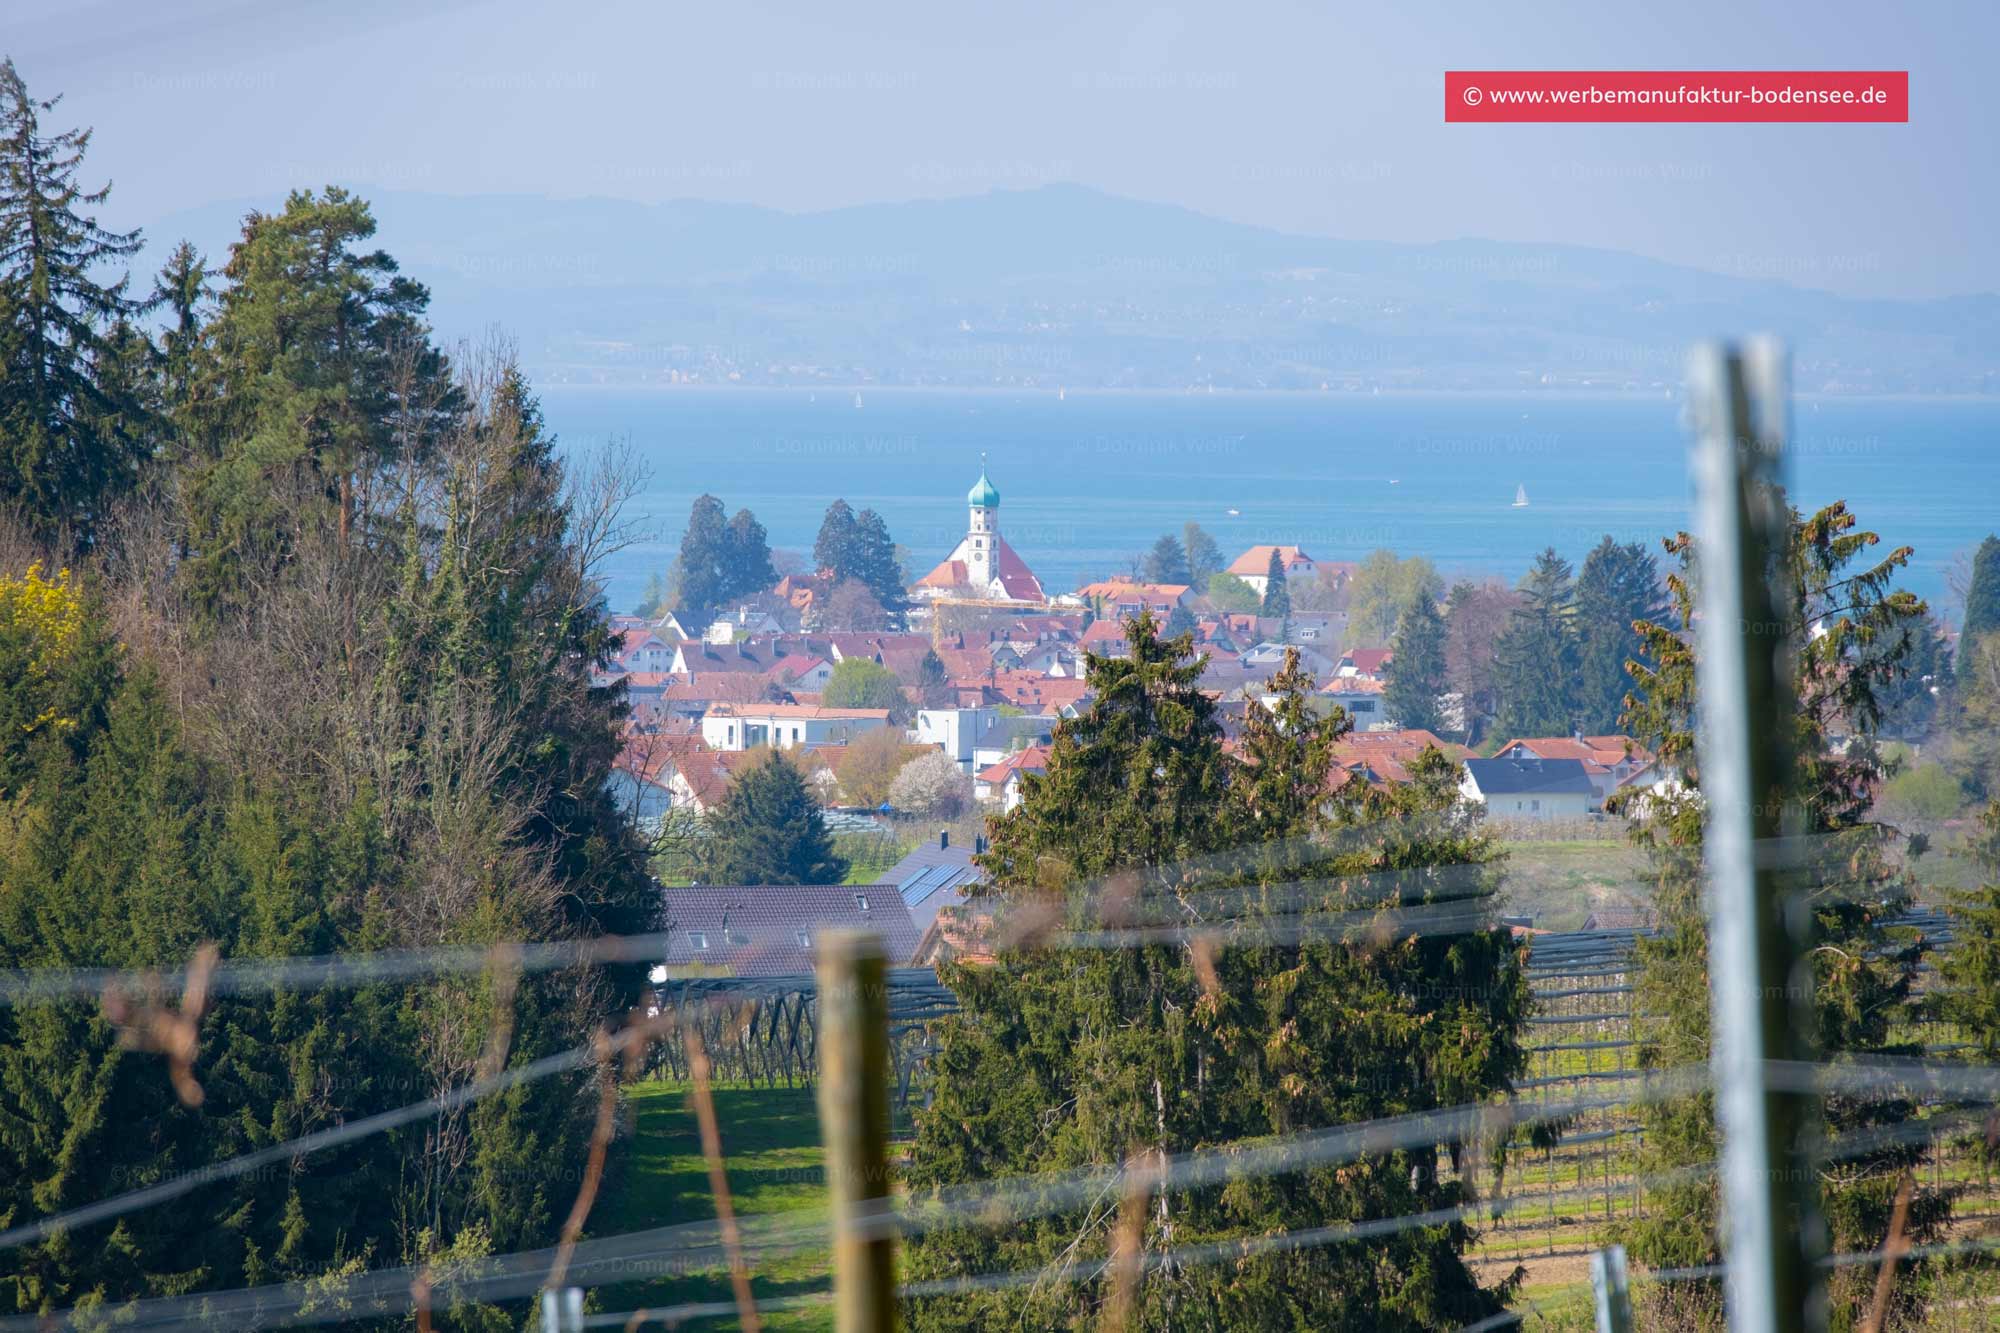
(137, 183, 1999, 394)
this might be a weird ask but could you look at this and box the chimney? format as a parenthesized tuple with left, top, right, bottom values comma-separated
(939, 830, 950, 850)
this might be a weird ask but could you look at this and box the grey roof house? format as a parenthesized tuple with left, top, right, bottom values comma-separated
(658, 883, 921, 974)
(1458, 755, 1599, 818)
(881, 831, 990, 936)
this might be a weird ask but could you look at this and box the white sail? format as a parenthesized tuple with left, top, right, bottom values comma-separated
(1513, 484, 1529, 508)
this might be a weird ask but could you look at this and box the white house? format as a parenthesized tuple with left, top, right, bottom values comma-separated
(1227, 545, 1317, 597)
(701, 703, 894, 752)
(915, 706, 1001, 770)
(1459, 755, 1597, 819)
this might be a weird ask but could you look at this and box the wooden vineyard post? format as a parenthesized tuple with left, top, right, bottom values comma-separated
(816, 930, 897, 1332)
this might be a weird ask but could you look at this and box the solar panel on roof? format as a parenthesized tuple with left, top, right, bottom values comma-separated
(900, 863, 966, 906)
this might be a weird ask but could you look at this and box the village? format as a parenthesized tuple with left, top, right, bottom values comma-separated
(604, 465, 1671, 979)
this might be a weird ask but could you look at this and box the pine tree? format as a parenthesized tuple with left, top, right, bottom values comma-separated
(703, 750, 847, 884)
(1260, 546, 1290, 620)
(1183, 521, 1224, 587)
(1963, 535, 2000, 642)
(1620, 506, 1951, 1324)
(1385, 585, 1448, 733)
(1143, 532, 1190, 585)
(0, 58, 148, 543)
(1572, 536, 1667, 734)
(181, 187, 457, 608)
(149, 239, 210, 416)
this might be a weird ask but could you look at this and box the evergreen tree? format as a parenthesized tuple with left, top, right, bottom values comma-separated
(917, 647, 953, 708)
(1385, 585, 1448, 733)
(722, 506, 777, 602)
(674, 493, 731, 627)
(1260, 546, 1290, 619)
(1572, 536, 1667, 734)
(149, 239, 209, 414)
(1183, 521, 1224, 587)
(702, 750, 847, 884)
(1619, 506, 1950, 1325)
(181, 187, 457, 608)
(850, 507, 907, 623)
(1963, 535, 2000, 642)
(1143, 532, 1190, 585)
(1937, 801, 2000, 1061)
(1491, 548, 1579, 739)
(904, 621, 1529, 1330)
(0, 58, 148, 543)
(814, 498, 858, 576)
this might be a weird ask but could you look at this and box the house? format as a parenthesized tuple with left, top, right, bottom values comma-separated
(963, 671, 1090, 714)
(1459, 755, 1597, 819)
(705, 606, 787, 642)
(881, 831, 990, 937)
(657, 883, 922, 975)
(1492, 735, 1654, 808)
(914, 707, 1000, 768)
(1336, 647, 1394, 681)
(911, 466, 1048, 604)
(1076, 581, 1194, 620)
(766, 656, 835, 692)
(911, 903, 998, 967)
(1329, 728, 1471, 786)
(700, 703, 894, 752)
(975, 744, 1051, 811)
(1227, 545, 1317, 596)
(1241, 640, 1337, 679)
(1322, 675, 1390, 727)
(611, 627, 677, 676)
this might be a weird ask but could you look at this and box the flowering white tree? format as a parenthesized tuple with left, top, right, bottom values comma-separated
(888, 749, 973, 818)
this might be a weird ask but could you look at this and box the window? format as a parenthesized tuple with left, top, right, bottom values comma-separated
(726, 928, 749, 946)
(795, 928, 811, 948)
(689, 931, 709, 950)
(854, 893, 870, 911)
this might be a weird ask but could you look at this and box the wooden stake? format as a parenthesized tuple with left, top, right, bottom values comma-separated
(816, 930, 897, 1332)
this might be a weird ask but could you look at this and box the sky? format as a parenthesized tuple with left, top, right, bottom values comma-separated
(6, 0, 1993, 300)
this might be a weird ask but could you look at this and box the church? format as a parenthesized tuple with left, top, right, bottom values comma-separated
(911, 464, 1047, 604)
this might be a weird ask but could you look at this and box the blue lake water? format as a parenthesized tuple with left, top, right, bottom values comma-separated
(540, 388, 1998, 619)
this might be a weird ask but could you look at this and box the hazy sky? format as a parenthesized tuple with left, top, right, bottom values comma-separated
(8, 0, 1993, 299)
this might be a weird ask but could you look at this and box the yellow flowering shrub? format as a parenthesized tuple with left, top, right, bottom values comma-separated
(0, 562, 86, 733)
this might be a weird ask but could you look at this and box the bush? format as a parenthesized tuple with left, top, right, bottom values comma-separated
(1879, 762, 1967, 824)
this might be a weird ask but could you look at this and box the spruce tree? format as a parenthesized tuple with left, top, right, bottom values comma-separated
(0, 58, 148, 543)
(1572, 536, 1667, 734)
(1963, 534, 2000, 642)
(702, 750, 847, 884)
(904, 622, 1529, 1330)
(1492, 548, 1579, 739)
(917, 647, 953, 708)
(1143, 532, 1191, 585)
(1260, 546, 1290, 620)
(1385, 585, 1448, 733)
(1620, 506, 1950, 1324)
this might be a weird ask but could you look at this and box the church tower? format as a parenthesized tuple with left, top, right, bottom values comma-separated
(964, 459, 1000, 592)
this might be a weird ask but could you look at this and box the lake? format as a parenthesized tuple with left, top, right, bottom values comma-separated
(539, 388, 1998, 618)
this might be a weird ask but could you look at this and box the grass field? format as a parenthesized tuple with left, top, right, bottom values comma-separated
(595, 1080, 834, 1330)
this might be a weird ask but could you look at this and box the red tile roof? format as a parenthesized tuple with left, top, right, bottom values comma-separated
(1341, 648, 1394, 676)
(977, 744, 1052, 785)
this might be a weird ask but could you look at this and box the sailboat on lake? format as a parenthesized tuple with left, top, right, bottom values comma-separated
(1512, 483, 1530, 508)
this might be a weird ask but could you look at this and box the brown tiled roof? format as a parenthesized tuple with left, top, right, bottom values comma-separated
(660, 883, 921, 973)
(1226, 545, 1315, 578)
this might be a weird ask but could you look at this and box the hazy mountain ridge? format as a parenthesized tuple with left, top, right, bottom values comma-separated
(138, 184, 1999, 394)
